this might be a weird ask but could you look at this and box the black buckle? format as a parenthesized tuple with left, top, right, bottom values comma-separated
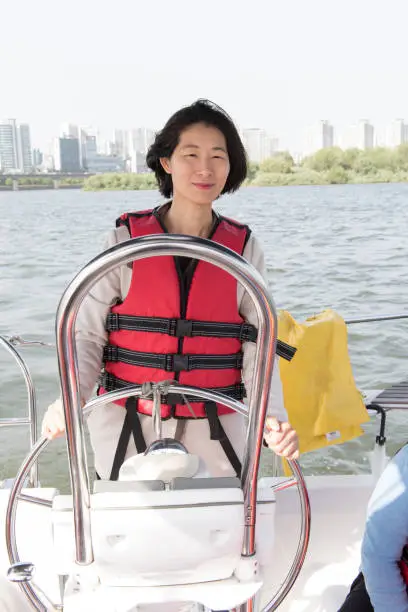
(103, 345, 118, 362)
(240, 323, 257, 342)
(166, 392, 185, 405)
(167, 354, 190, 372)
(175, 319, 193, 338)
(107, 313, 120, 332)
(101, 372, 114, 390)
(235, 354, 243, 369)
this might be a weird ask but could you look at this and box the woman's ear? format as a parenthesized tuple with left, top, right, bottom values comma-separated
(160, 158, 171, 174)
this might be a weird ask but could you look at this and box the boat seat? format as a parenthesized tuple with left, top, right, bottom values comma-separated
(367, 380, 408, 410)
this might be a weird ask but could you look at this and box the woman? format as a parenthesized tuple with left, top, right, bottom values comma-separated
(42, 99, 299, 480)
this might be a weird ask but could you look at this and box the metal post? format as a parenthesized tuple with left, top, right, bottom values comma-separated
(0, 336, 39, 487)
(345, 313, 408, 324)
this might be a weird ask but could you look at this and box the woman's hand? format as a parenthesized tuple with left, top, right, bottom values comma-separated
(41, 397, 66, 440)
(264, 416, 299, 460)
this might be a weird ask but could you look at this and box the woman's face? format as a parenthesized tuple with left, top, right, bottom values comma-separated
(160, 122, 230, 206)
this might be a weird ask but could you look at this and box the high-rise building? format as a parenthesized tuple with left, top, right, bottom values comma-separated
(357, 120, 374, 149)
(111, 127, 155, 170)
(0, 119, 32, 172)
(305, 120, 334, 154)
(241, 128, 270, 163)
(60, 123, 79, 139)
(113, 129, 130, 159)
(54, 137, 81, 172)
(130, 150, 149, 173)
(72, 126, 100, 169)
(82, 133, 97, 169)
(127, 127, 155, 173)
(0, 120, 18, 172)
(321, 120, 334, 149)
(32, 148, 43, 168)
(41, 154, 55, 172)
(389, 119, 408, 147)
(97, 138, 112, 156)
(128, 128, 155, 155)
(268, 137, 280, 155)
(17, 124, 33, 172)
(60, 124, 83, 167)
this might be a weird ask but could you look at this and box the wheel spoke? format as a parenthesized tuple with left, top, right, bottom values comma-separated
(17, 493, 53, 508)
(270, 477, 297, 493)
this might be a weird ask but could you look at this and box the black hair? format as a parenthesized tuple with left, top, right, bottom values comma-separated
(146, 99, 248, 198)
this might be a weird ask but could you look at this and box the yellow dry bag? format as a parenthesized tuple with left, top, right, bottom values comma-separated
(277, 309, 369, 456)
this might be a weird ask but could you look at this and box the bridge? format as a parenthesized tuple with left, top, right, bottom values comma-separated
(0, 172, 95, 180)
(0, 172, 96, 191)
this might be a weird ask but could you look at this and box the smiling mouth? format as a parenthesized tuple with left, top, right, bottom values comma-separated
(193, 183, 215, 190)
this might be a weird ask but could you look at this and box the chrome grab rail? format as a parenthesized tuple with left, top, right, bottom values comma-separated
(54, 234, 280, 565)
(0, 335, 39, 487)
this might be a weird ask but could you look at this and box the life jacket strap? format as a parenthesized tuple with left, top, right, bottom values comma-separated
(109, 398, 147, 481)
(108, 398, 243, 480)
(105, 313, 297, 361)
(103, 345, 244, 372)
(106, 313, 257, 342)
(100, 372, 247, 405)
(205, 401, 242, 478)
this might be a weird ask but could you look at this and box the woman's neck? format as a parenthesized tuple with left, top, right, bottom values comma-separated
(163, 197, 214, 238)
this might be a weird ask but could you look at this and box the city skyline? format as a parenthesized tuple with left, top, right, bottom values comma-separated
(4, 112, 405, 159)
(2, 114, 408, 174)
(4, 117, 408, 165)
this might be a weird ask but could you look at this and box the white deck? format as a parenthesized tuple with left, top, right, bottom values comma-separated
(261, 474, 373, 611)
(0, 473, 375, 611)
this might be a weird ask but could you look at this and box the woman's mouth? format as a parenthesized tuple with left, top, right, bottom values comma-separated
(193, 183, 215, 190)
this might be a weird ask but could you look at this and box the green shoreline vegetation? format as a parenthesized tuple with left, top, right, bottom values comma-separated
(0, 177, 84, 188)
(2, 145, 408, 191)
(83, 144, 408, 191)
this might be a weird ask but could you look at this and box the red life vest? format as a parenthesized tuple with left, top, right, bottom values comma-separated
(98, 207, 254, 419)
(399, 546, 408, 583)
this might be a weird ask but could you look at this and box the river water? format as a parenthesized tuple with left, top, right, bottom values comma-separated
(1, 183, 407, 489)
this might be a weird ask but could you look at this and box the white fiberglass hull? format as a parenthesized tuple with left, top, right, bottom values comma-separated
(0, 473, 375, 612)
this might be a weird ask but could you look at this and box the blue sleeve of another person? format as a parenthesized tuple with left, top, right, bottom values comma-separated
(362, 444, 408, 611)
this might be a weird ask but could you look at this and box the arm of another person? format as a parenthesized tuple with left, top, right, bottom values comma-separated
(362, 445, 408, 612)
(239, 233, 298, 460)
(42, 226, 129, 437)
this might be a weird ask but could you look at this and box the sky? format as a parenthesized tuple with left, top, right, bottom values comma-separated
(1, 0, 408, 153)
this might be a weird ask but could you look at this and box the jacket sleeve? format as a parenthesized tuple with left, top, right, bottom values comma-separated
(74, 226, 130, 403)
(361, 446, 408, 612)
(239, 233, 288, 422)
